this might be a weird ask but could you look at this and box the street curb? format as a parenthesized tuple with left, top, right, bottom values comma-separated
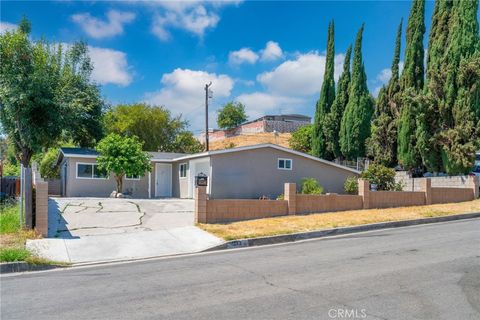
(0, 262, 67, 274)
(204, 212, 480, 251)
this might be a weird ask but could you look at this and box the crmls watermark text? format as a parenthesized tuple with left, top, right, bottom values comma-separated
(328, 308, 367, 319)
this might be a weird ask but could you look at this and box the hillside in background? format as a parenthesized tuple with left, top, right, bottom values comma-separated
(209, 133, 291, 150)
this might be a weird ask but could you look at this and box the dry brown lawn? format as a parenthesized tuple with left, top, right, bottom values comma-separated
(198, 199, 480, 240)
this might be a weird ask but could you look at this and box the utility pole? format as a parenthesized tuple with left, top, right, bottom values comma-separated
(205, 82, 212, 151)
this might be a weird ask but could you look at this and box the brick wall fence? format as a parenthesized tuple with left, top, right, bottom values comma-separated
(195, 176, 479, 223)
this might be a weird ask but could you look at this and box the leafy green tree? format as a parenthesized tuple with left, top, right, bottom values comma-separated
(57, 42, 105, 147)
(39, 148, 60, 179)
(397, 0, 425, 170)
(0, 19, 63, 167)
(367, 20, 403, 166)
(339, 24, 374, 160)
(326, 45, 351, 159)
(171, 131, 204, 154)
(361, 163, 402, 191)
(96, 134, 151, 193)
(0, 18, 105, 167)
(312, 21, 335, 160)
(300, 178, 324, 195)
(438, 0, 479, 174)
(216, 102, 247, 129)
(289, 124, 313, 154)
(104, 103, 192, 152)
(343, 176, 358, 194)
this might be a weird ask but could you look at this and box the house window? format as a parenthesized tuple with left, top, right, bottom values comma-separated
(278, 158, 292, 170)
(125, 174, 141, 180)
(179, 163, 187, 178)
(76, 163, 108, 179)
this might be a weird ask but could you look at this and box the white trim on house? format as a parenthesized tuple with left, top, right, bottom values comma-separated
(125, 175, 141, 180)
(75, 162, 109, 180)
(277, 158, 292, 170)
(65, 154, 98, 159)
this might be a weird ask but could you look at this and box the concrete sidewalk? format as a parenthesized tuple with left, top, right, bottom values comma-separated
(27, 226, 223, 264)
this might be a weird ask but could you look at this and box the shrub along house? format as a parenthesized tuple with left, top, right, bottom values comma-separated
(56, 144, 359, 199)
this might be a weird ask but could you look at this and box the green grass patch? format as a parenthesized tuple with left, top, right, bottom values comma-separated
(0, 247, 31, 262)
(0, 203, 21, 234)
(0, 202, 67, 266)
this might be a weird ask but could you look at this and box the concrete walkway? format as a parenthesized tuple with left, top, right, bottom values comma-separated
(27, 198, 223, 264)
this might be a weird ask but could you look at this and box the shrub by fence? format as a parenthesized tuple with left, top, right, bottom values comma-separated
(195, 176, 479, 223)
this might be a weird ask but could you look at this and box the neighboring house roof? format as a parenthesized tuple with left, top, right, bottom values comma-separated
(57, 147, 189, 164)
(57, 144, 359, 174)
(149, 152, 189, 161)
(61, 147, 99, 157)
(174, 144, 360, 174)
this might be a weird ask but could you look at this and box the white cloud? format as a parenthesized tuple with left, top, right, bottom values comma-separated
(89, 46, 133, 86)
(150, 1, 240, 41)
(257, 52, 344, 96)
(236, 92, 303, 120)
(0, 22, 17, 34)
(228, 41, 283, 65)
(377, 68, 392, 83)
(145, 68, 234, 127)
(228, 48, 259, 65)
(372, 61, 404, 97)
(260, 41, 283, 61)
(72, 10, 135, 39)
(376, 61, 404, 83)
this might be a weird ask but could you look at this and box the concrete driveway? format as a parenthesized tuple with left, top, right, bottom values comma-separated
(27, 198, 223, 264)
(48, 198, 195, 238)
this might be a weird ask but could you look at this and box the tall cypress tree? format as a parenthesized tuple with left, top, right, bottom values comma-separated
(312, 21, 335, 160)
(326, 45, 351, 159)
(397, 0, 425, 170)
(339, 24, 374, 160)
(440, 0, 480, 174)
(416, 0, 453, 173)
(367, 19, 403, 166)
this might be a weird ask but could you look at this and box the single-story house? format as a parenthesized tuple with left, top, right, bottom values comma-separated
(56, 144, 360, 199)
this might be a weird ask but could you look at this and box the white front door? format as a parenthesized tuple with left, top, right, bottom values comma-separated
(155, 163, 172, 197)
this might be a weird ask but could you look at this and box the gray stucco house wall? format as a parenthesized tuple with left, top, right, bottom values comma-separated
(57, 144, 359, 199)
(208, 147, 357, 199)
(60, 156, 150, 198)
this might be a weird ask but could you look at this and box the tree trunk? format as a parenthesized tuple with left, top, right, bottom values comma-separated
(115, 175, 123, 193)
(20, 148, 32, 168)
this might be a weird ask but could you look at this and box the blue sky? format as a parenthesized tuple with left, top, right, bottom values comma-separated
(1, 1, 438, 133)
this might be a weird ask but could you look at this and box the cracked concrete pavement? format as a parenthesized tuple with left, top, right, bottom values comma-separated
(26, 198, 223, 264)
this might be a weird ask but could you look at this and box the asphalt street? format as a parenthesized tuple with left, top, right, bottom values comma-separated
(2, 219, 479, 320)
